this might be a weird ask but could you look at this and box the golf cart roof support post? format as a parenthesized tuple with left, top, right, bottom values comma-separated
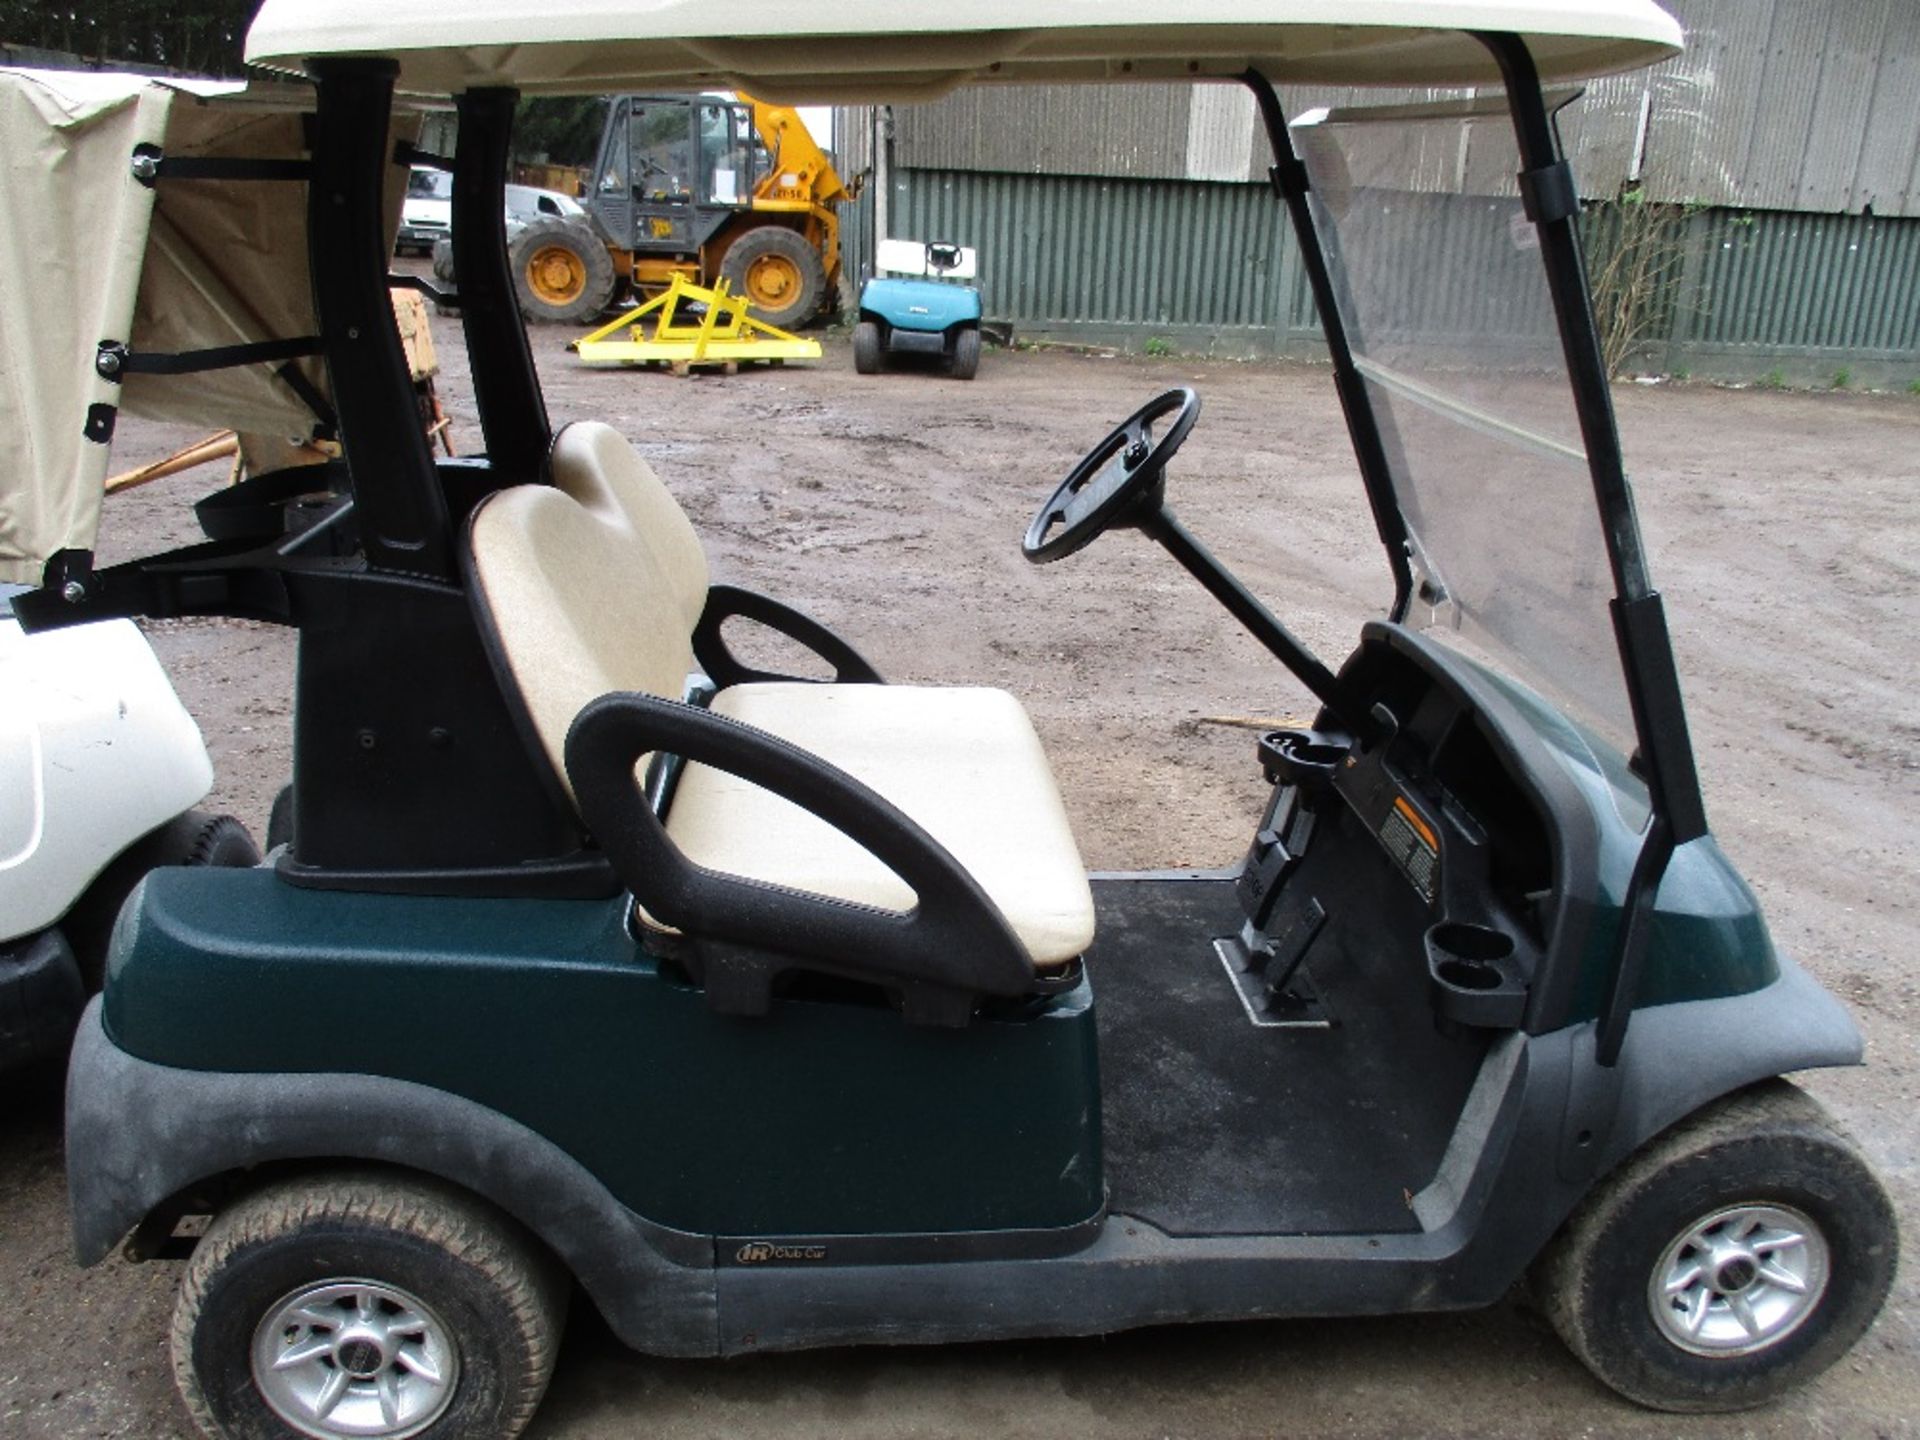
(1242, 70, 1413, 623)
(1137, 506, 1373, 742)
(453, 88, 553, 479)
(1474, 32, 1709, 1063)
(307, 58, 455, 581)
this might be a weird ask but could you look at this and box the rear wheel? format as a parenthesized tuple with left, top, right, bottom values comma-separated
(508, 218, 616, 324)
(719, 225, 826, 330)
(852, 320, 884, 374)
(1536, 1081, 1897, 1412)
(949, 325, 981, 380)
(173, 1171, 568, 1440)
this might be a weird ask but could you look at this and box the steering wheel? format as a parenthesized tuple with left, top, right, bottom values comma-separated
(1023, 388, 1200, 564)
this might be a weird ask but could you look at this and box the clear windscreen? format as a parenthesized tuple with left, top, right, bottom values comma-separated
(1291, 98, 1643, 781)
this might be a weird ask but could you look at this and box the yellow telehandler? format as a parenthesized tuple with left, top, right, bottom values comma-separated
(508, 94, 851, 329)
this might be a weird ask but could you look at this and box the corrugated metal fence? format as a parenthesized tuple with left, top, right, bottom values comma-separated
(878, 0, 1920, 219)
(856, 167, 1920, 384)
(1670, 209, 1920, 375)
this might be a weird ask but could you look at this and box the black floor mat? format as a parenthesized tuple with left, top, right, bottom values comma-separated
(1089, 875, 1487, 1237)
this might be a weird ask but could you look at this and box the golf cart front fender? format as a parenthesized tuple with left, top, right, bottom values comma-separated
(64, 999, 720, 1357)
(1558, 950, 1864, 1186)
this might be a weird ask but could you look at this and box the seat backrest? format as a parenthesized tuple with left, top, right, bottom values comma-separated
(468, 422, 709, 800)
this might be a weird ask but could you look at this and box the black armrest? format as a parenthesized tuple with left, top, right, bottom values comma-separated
(566, 691, 1029, 1024)
(692, 584, 883, 688)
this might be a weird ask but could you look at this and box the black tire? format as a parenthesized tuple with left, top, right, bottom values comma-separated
(430, 236, 457, 286)
(1536, 1080, 1897, 1413)
(173, 1171, 568, 1440)
(718, 225, 827, 330)
(949, 324, 981, 380)
(852, 320, 884, 374)
(265, 785, 294, 853)
(508, 217, 616, 324)
(63, 811, 260, 989)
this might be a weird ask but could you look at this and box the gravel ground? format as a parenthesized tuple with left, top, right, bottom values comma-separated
(3, 301, 1915, 1439)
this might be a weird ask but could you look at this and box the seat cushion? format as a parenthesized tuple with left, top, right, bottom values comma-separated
(548, 422, 708, 621)
(469, 426, 708, 799)
(665, 683, 1095, 967)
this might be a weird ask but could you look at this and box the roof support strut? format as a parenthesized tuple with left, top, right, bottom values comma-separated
(453, 88, 553, 480)
(1474, 33, 1708, 1067)
(308, 59, 454, 581)
(1242, 70, 1413, 622)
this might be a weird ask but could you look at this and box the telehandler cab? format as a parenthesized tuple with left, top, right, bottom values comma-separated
(5, 3, 1897, 1438)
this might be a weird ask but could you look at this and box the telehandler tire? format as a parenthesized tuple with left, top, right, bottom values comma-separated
(509, 218, 616, 324)
(720, 225, 826, 330)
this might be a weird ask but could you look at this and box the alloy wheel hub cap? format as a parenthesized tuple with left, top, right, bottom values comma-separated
(1648, 1202, 1831, 1357)
(251, 1280, 460, 1439)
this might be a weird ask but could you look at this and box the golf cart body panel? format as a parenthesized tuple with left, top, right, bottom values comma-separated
(17, 0, 1895, 1423)
(860, 279, 981, 335)
(0, 600, 213, 940)
(96, 867, 1105, 1239)
(0, 583, 228, 1071)
(63, 997, 724, 1358)
(70, 901, 1857, 1357)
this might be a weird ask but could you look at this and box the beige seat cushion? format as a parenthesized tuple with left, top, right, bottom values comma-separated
(469, 424, 708, 794)
(471, 421, 1096, 970)
(549, 422, 708, 616)
(667, 682, 1096, 967)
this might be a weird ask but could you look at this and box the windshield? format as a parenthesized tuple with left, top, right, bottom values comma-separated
(406, 167, 452, 201)
(1290, 97, 1641, 781)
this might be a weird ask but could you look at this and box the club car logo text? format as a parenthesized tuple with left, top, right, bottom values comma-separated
(734, 1241, 828, 1264)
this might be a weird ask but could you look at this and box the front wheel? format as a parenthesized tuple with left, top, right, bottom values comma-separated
(852, 320, 884, 374)
(173, 1172, 568, 1440)
(1536, 1080, 1897, 1412)
(948, 325, 981, 380)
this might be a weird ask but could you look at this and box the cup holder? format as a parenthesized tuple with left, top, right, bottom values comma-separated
(1258, 730, 1351, 790)
(1435, 957, 1503, 991)
(1425, 922, 1526, 1029)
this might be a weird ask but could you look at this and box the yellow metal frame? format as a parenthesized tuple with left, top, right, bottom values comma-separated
(573, 273, 822, 371)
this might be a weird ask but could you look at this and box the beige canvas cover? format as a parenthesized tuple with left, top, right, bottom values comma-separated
(0, 69, 411, 584)
(247, 0, 1683, 99)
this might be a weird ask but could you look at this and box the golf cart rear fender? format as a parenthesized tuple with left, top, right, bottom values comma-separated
(1561, 948, 1864, 1186)
(64, 999, 720, 1357)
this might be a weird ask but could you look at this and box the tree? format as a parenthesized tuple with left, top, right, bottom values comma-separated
(511, 96, 610, 166)
(1, 1, 263, 76)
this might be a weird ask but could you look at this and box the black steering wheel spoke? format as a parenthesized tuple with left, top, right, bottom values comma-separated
(1022, 388, 1200, 564)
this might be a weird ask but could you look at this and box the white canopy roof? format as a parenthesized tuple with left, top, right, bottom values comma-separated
(246, 0, 1684, 101)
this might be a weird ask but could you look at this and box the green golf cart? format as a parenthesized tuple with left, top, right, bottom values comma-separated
(11, 3, 1898, 1437)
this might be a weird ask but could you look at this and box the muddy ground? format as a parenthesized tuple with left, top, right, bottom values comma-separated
(4, 299, 1916, 1438)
